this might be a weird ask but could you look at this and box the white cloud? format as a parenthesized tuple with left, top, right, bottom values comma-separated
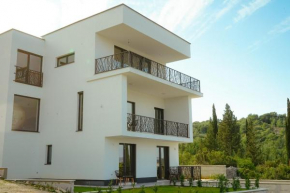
(268, 16, 290, 35)
(188, 0, 239, 41)
(234, 0, 271, 23)
(151, 0, 213, 32)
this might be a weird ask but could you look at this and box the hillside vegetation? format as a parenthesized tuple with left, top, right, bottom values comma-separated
(179, 105, 290, 179)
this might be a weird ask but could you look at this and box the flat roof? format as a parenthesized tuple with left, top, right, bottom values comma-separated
(0, 29, 44, 40)
(41, 4, 190, 44)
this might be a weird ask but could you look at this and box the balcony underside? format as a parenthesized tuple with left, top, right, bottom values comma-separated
(88, 67, 203, 99)
(97, 23, 190, 64)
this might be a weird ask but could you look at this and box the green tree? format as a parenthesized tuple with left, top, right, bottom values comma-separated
(286, 98, 290, 166)
(205, 104, 219, 150)
(246, 119, 261, 165)
(217, 104, 241, 156)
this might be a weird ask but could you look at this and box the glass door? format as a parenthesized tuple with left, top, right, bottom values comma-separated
(156, 146, 169, 180)
(155, 108, 164, 134)
(119, 144, 136, 178)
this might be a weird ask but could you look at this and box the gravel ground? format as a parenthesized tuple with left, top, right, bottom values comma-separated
(0, 180, 49, 193)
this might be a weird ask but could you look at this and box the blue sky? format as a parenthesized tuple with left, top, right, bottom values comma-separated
(1, 0, 289, 121)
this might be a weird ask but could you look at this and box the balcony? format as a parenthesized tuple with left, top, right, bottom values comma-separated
(15, 66, 43, 87)
(127, 113, 189, 138)
(95, 51, 200, 93)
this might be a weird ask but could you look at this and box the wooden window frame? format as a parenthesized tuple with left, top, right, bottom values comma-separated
(56, 53, 75, 67)
(12, 95, 41, 133)
(17, 49, 43, 71)
(77, 91, 84, 131)
(46, 145, 52, 165)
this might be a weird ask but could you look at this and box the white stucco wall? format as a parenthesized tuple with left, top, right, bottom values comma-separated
(1, 30, 44, 178)
(0, 31, 12, 167)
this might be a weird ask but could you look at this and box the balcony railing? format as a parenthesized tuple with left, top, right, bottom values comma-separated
(127, 113, 189, 138)
(95, 51, 201, 92)
(15, 66, 43, 87)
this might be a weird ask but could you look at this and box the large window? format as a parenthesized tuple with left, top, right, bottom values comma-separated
(15, 50, 43, 86)
(57, 53, 75, 67)
(12, 95, 40, 132)
(77, 92, 84, 131)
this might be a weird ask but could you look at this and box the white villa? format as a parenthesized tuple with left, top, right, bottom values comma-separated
(0, 4, 202, 186)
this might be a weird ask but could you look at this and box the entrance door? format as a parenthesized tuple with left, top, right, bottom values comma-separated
(119, 144, 136, 178)
(156, 146, 169, 180)
(155, 108, 164, 134)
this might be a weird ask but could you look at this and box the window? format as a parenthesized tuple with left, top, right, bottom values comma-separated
(12, 95, 40, 132)
(15, 50, 43, 86)
(46, 145, 52, 165)
(77, 92, 84, 131)
(57, 53, 75, 67)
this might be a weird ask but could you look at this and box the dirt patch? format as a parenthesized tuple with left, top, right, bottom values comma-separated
(0, 180, 49, 193)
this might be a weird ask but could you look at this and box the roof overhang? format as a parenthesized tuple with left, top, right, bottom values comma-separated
(98, 23, 189, 63)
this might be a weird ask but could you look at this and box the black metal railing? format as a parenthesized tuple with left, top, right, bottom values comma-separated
(95, 51, 201, 92)
(127, 113, 189, 138)
(169, 166, 201, 180)
(15, 66, 43, 87)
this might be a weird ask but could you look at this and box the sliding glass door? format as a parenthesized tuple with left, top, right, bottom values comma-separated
(119, 144, 136, 178)
(156, 146, 169, 180)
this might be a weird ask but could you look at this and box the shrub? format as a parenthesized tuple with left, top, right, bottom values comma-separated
(107, 180, 113, 193)
(245, 177, 251, 190)
(189, 177, 193, 187)
(132, 181, 136, 188)
(216, 174, 229, 193)
(180, 175, 185, 186)
(97, 187, 103, 193)
(139, 185, 146, 193)
(232, 178, 241, 191)
(152, 184, 158, 193)
(117, 186, 122, 193)
(197, 179, 202, 187)
(255, 176, 260, 188)
(172, 176, 177, 186)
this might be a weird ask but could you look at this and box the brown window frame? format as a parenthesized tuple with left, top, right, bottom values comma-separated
(46, 145, 52, 165)
(17, 49, 43, 70)
(56, 53, 75, 67)
(12, 94, 41, 133)
(77, 91, 84, 131)
(15, 49, 43, 87)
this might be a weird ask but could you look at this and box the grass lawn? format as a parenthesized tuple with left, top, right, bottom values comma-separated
(75, 186, 244, 193)
(74, 186, 108, 192)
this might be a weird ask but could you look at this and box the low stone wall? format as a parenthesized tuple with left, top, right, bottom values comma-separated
(191, 165, 227, 179)
(7, 179, 75, 193)
(0, 168, 7, 179)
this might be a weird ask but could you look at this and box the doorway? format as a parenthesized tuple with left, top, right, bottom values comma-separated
(119, 144, 136, 179)
(154, 108, 164, 134)
(156, 146, 169, 180)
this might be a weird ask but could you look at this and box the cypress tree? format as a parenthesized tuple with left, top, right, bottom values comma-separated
(205, 104, 219, 150)
(205, 118, 216, 150)
(286, 98, 290, 166)
(212, 104, 218, 137)
(246, 118, 260, 165)
(217, 104, 241, 156)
